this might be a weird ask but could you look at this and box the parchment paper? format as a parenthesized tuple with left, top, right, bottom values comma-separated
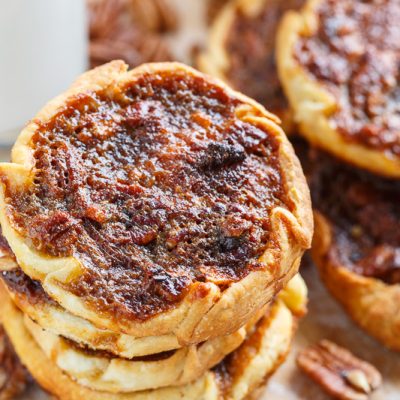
(4, 0, 400, 397)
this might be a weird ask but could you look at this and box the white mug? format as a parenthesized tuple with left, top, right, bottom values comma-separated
(0, 0, 88, 145)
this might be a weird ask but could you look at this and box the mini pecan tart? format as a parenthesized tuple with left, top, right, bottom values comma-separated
(277, 0, 400, 177)
(300, 141, 400, 350)
(0, 61, 312, 344)
(0, 278, 306, 399)
(199, 0, 304, 132)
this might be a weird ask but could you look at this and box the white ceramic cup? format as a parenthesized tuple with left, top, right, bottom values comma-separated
(0, 0, 88, 146)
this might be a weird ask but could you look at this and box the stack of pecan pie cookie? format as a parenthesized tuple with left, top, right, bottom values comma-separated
(0, 61, 312, 399)
(277, 0, 400, 350)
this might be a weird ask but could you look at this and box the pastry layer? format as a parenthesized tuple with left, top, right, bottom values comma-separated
(24, 312, 245, 393)
(1, 285, 298, 399)
(0, 324, 27, 399)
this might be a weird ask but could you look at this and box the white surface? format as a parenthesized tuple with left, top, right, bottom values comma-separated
(0, 0, 88, 145)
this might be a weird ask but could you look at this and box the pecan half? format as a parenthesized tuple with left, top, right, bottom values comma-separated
(297, 340, 382, 400)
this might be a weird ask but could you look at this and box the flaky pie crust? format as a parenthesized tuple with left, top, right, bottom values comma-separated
(0, 282, 301, 400)
(0, 61, 312, 344)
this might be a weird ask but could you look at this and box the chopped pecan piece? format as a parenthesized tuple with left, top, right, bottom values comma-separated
(0, 326, 27, 399)
(297, 340, 382, 400)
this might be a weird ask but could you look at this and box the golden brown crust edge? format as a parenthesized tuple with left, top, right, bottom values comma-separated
(0, 61, 312, 343)
(312, 211, 400, 351)
(276, 0, 400, 178)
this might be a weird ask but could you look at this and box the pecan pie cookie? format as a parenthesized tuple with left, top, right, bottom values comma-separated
(0, 61, 312, 344)
(278, 0, 400, 177)
(300, 142, 400, 350)
(200, 0, 304, 132)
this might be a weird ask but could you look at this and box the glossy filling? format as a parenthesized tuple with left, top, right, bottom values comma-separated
(295, 0, 400, 155)
(298, 140, 400, 284)
(226, 0, 304, 114)
(4, 69, 289, 321)
(0, 232, 12, 259)
(62, 335, 176, 362)
(1, 268, 54, 306)
(0, 236, 54, 306)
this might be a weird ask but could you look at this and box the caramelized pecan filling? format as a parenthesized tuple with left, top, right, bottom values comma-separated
(0, 234, 55, 306)
(4, 70, 289, 321)
(297, 140, 400, 284)
(295, 0, 400, 155)
(63, 336, 176, 362)
(0, 233, 10, 256)
(1, 268, 55, 307)
(227, 0, 304, 114)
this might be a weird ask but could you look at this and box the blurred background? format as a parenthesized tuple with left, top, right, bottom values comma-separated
(0, 0, 221, 147)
